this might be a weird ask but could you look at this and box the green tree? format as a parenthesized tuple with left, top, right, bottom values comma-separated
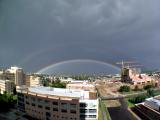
(129, 95, 146, 104)
(119, 85, 131, 92)
(147, 89, 155, 97)
(143, 85, 153, 90)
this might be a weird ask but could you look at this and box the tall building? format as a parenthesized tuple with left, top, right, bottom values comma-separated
(17, 86, 99, 120)
(7, 66, 25, 86)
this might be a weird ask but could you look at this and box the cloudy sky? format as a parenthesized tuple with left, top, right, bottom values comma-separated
(0, 0, 160, 74)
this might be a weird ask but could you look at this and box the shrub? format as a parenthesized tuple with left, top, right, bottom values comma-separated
(119, 85, 130, 92)
(129, 95, 147, 104)
(143, 85, 153, 90)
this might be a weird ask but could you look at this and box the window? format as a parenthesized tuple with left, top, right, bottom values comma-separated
(46, 112, 51, 117)
(61, 103, 68, 109)
(89, 115, 96, 118)
(31, 97, 36, 102)
(80, 109, 88, 113)
(61, 109, 67, 113)
(53, 108, 58, 111)
(70, 110, 76, 114)
(53, 101, 58, 105)
(89, 109, 97, 113)
(45, 100, 50, 103)
(45, 106, 50, 110)
(38, 105, 42, 108)
(32, 103, 35, 106)
(26, 101, 29, 105)
(37, 98, 43, 103)
(80, 103, 87, 107)
(70, 104, 76, 109)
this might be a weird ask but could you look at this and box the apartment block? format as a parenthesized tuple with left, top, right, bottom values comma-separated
(17, 86, 98, 120)
(7, 66, 25, 86)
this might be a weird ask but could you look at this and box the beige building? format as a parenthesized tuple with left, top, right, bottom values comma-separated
(25, 75, 42, 87)
(7, 66, 25, 86)
(121, 67, 156, 86)
(0, 79, 15, 94)
(17, 86, 99, 120)
(0, 70, 15, 81)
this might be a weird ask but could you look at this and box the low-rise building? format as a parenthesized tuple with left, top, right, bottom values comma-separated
(25, 75, 42, 87)
(17, 86, 98, 120)
(0, 79, 15, 94)
(144, 96, 160, 112)
(121, 67, 157, 86)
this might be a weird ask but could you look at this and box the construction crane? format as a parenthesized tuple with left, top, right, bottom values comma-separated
(127, 64, 143, 68)
(116, 60, 136, 69)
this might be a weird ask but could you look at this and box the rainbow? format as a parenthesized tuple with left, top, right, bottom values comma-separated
(37, 59, 120, 74)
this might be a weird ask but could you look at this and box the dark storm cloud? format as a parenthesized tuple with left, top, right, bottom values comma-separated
(0, 0, 160, 72)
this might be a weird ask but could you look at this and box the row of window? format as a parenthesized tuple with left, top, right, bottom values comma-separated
(80, 115, 96, 118)
(26, 103, 77, 114)
(46, 112, 77, 120)
(26, 101, 77, 109)
(26, 108, 77, 120)
(80, 109, 97, 113)
(25, 96, 96, 110)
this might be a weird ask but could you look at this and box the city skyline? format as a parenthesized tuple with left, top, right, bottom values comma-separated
(0, 0, 160, 74)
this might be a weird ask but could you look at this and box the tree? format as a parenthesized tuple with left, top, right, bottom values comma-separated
(134, 85, 142, 91)
(143, 85, 153, 90)
(129, 95, 147, 104)
(119, 85, 130, 92)
(147, 89, 155, 97)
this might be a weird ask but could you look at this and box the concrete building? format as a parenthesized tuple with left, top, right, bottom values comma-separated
(0, 70, 15, 81)
(25, 75, 42, 87)
(17, 86, 98, 120)
(144, 96, 160, 112)
(0, 79, 15, 94)
(59, 77, 74, 82)
(7, 66, 25, 86)
(121, 67, 156, 86)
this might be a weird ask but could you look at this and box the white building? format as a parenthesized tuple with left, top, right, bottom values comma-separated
(144, 97, 160, 111)
(17, 86, 99, 120)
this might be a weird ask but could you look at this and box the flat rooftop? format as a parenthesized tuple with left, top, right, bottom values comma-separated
(17, 86, 92, 99)
(146, 97, 160, 106)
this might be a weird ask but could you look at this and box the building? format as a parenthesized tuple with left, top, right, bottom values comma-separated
(59, 77, 74, 82)
(25, 75, 42, 87)
(7, 66, 25, 86)
(0, 70, 15, 81)
(0, 79, 15, 94)
(17, 86, 98, 120)
(144, 96, 160, 112)
(121, 67, 156, 86)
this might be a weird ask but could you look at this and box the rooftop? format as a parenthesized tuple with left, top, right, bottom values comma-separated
(146, 97, 160, 106)
(17, 86, 92, 99)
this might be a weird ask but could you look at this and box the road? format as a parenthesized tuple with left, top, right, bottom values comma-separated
(107, 99, 136, 120)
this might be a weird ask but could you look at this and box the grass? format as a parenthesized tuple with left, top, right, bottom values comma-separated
(99, 99, 112, 120)
(125, 98, 135, 108)
(153, 89, 160, 96)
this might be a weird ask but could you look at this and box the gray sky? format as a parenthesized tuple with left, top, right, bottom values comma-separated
(0, 0, 160, 73)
